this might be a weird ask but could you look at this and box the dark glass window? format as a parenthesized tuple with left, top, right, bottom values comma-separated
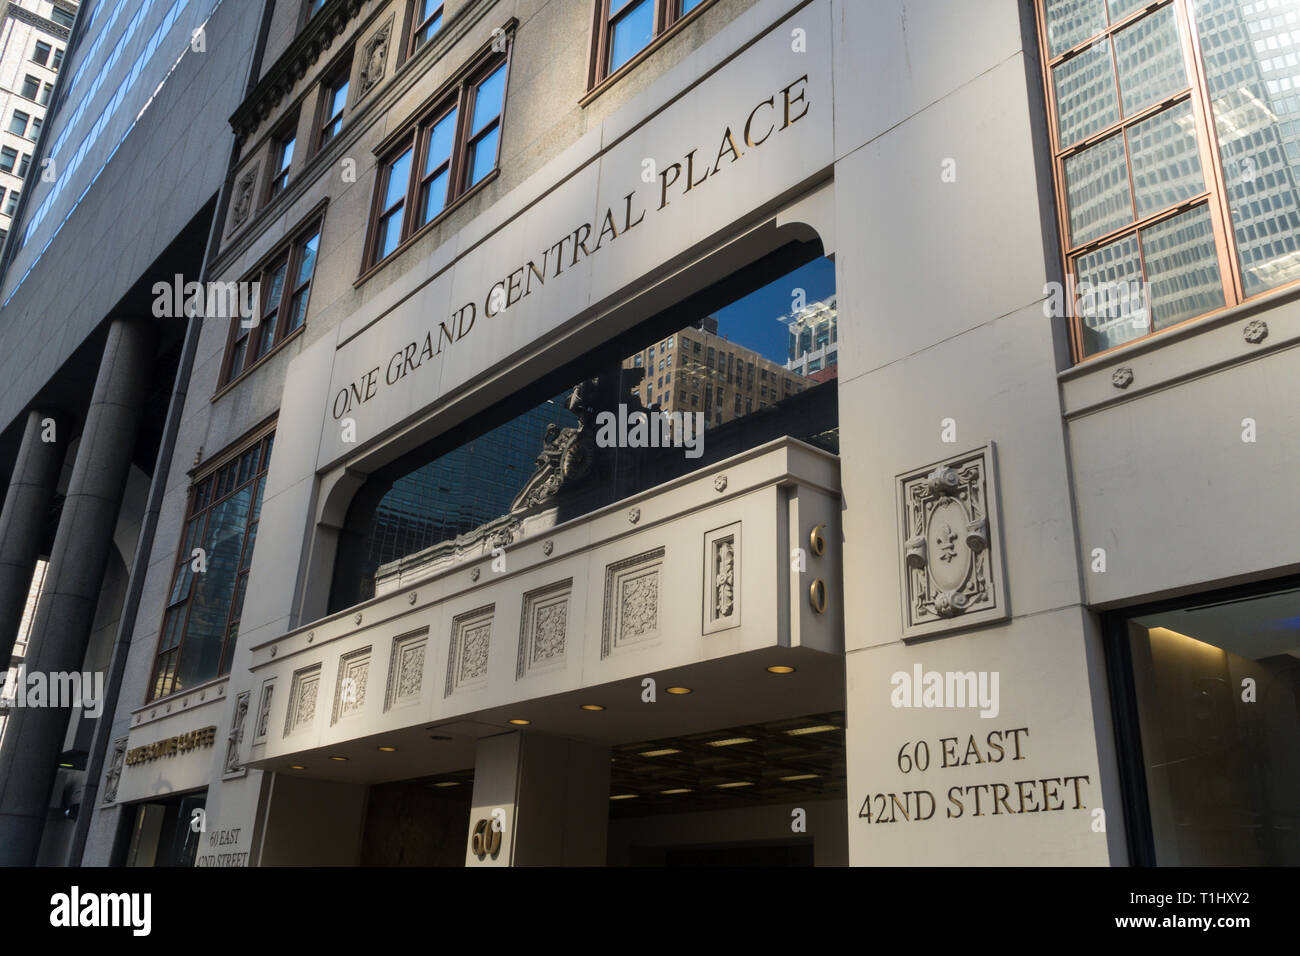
(31, 41, 50, 66)
(1118, 584, 1300, 864)
(331, 243, 836, 608)
(149, 435, 273, 701)
(0, 147, 17, 173)
(9, 111, 28, 136)
(20, 75, 39, 99)
(50, 6, 75, 28)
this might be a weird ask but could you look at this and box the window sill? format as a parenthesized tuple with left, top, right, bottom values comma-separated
(353, 167, 499, 288)
(579, 0, 721, 109)
(211, 323, 306, 403)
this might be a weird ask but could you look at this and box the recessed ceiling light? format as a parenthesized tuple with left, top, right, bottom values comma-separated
(766, 665, 796, 674)
(706, 736, 755, 747)
(609, 793, 638, 800)
(580, 704, 605, 711)
(780, 773, 820, 781)
(58, 762, 73, 769)
(639, 747, 681, 757)
(717, 781, 753, 788)
(329, 755, 349, 762)
(288, 764, 306, 770)
(508, 718, 531, 725)
(377, 746, 397, 752)
(432, 781, 460, 788)
(660, 788, 692, 795)
(666, 686, 692, 695)
(785, 724, 838, 736)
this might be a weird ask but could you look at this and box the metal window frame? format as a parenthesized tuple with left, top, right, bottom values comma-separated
(1033, 0, 1300, 363)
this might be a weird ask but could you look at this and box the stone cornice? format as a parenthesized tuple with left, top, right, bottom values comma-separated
(4, 4, 71, 41)
(229, 0, 366, 143)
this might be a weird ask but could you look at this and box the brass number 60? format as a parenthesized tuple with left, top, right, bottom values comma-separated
(471, 817, 502, 857)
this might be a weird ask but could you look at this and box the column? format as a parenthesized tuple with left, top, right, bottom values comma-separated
(465, 732, 611, 866)
(0, 409, 65, 666)
(0, 318, 155, 866)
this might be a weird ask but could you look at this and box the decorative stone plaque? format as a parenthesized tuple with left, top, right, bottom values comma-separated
(896, 443, 1007, 639)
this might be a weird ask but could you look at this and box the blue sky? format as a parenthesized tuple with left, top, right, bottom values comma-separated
(713, 256, 835, 364)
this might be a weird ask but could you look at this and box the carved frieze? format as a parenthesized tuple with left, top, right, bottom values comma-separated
(601, 548, 665, 657)
(358, 17, 394, 97)
(703, 523, 742, 634)
(897, 444, 1007, 639)
(284, 664, 321, 736)
(223, 691, 250, 777)
(254, 681, 275, 742)
(103, 738, 128, 804)
(332, 647, 371, 724)
(447, 606, 494, 695)
(385, 630, 428, 710)
(517, 580, 572, 678)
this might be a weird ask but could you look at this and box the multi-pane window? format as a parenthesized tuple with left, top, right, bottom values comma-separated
(5, 192, 19, 217)
(1040, 0, 1300, 359)
(39, 82, 53, 106)
(17, 153, 30, 178)
(50, 6, 75, 28)
(27, 117, 41, 142)
(410, 0, 444, 53)
(20, 75, 39, 100)
(9, 111, 29, 136)
(32, 41, 50, 66)
(51, 49, 63, 71)
(267, 120, 297, 201)
(316, 61, 351, 150)
(148, 433, 274, 702)
(590, 0, 710, 86)
(223, 224, 321, 385)
(366, 53, 509, 267)
(0, 147, 17, 173)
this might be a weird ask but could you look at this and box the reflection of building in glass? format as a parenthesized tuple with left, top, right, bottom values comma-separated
(621, 315, 811, 427)
(363, 398, 578, 581)
(782, 297, 837, 378)
(1196, 0, 1300, 294)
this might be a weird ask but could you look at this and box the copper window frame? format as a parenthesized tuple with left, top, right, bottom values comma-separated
(146, 425, 276, 703)
(1034, 0, 1300, 364)
(586, 0, 707, 90)
(362, 47, 511, 270)
(217, 219, 323, 389)
(408, 0, 445, 56)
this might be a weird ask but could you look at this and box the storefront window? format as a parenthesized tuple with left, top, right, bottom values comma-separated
(1119, 585, 1300, 864)
(330, 243, 837, 609)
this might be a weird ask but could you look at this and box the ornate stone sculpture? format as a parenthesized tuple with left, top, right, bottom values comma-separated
(224, 692, 250, 775)
(358, 17, 393, 97)
(228, 165, 258, 231)
(103, 738, 127, 804)
(897, 444, 1007, 638)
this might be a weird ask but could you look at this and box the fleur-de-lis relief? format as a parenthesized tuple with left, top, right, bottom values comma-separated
(935, 523, 959, 562)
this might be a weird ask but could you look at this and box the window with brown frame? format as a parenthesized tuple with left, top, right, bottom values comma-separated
(222, 222, 321, 386)
(409, 0, 445, 54)
(365, 51, 509, 267)
(316, 56, 352, 151)
(1037, 0, 1300, 361)
(266, 116, 298, 203)
(589, 0, 706, 87)
(148, 431, 273, 702)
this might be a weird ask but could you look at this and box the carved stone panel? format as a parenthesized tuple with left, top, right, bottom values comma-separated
(227, 163, 258, 233)
(517, 579, 572, 678)
(224, 691, 251, 778)
(332, 646, 372, 724)
(897, 444, 1007, 639)
(358, 16, 394, 97)
(385, 629, 428, 711)
(446, 605, 494, 696)
(103, 738, 127, 804)
(602, 548, 665, 657)
(253, 680, 275, 744)
(703, 523, 742, 635)
(284, 664, 321, 737)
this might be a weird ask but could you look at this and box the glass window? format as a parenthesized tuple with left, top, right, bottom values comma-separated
(1118, 585, 1300, 864)
(331, 248, 837, 609)
(20, 75, 39, 100)
(223, 224, 321, 384)
(50, 6, 75, 28)
(4, 192, 19, 216)
(317, 63, 351, 149)
(9, 111, 28, 136)
(51, 48, 63, 71)
(596, 0, 709, 85)
(367, 52, 510, 267)
(0, 147, 16, 173)
(27, 117, 41, 142)
(17, 154, 30, 178)
(268, 122, 297, 200)
(1039, 0, 1300, 359)
(149, 434, 274, 701)
(39, 82, 53, 106)
(411, 0, 444, 51)
(32, 41, 50, 66)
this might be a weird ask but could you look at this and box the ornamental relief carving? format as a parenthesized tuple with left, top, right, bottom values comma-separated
(446, 607, 493, 696)
(103, 738, 128, 804)
(386, 630, 428, 710)
(517, 580, 572, 678)
(284, 665, 321, 737)
(897, 445, 1007, 639)
(602, 548, 666, 657)
(358, 16, 393, 97)
(223, 691, 250, 777)
(228, 164, 259, 232)
(703, 523, 741, 635)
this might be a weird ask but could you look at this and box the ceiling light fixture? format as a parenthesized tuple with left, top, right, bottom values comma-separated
(580, 704, 605, 711)
(706, 736, 755, 747)
(766, 665, 796, 674)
